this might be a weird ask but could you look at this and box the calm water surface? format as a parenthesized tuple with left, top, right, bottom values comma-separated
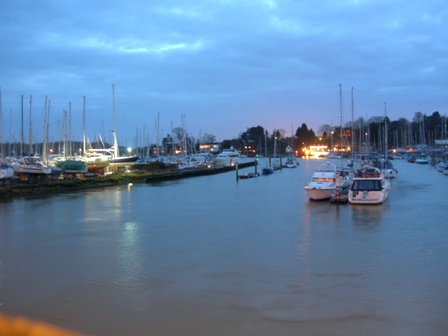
(1, 159, 447, 336)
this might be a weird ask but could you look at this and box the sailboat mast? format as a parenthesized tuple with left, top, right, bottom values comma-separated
(264, 127, 268, 167)
(156, 113, 160, 160)
(351, 87, 354, 158)
(20, 95, 24, 156)
(29, 95, 32, 155)
(82, 96, 86, 155)
(68, 101, 72, 158)
(0, 86, 3, 157)
(43, 96, 48, 163)
(63, 109, 67, 159)
(171, 121, 174, 155)
(112, 84, 118, 158)
(339, 84, 343, 154)
(384, 102, 387, 162)
(46, 99, 51, 161)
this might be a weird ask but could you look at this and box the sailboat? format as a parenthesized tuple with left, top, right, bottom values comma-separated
(109, 85, 139, 166)
(262, 128, 274, 175)
(285, 125, 298, 168)
(381, 103, 397, 178)
(87, 85, 139, 170)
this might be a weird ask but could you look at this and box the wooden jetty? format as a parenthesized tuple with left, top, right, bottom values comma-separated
(329, 185, 349, 204)
(145, 160, 256, 183)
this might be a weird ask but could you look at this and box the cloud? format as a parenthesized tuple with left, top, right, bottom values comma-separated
(0, 0, 446, 145)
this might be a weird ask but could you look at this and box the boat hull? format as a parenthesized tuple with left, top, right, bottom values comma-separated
(109, 155, 139, 164)
(0, 166, 14, 179)
(348, 189, 389, 204)
(55, 160, 88, 173)
(305, 186, 334, 201)
(262, 167, 274, 175)
(382, 168, 397, 179)
(12, 165, 52, 175)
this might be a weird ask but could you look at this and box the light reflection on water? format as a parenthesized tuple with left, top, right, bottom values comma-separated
(1, 159, 448, 336)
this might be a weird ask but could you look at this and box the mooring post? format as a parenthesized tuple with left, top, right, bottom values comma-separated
(236, 162, 239, 182)
(254, 159, 258, 175)
(335, 173, 340, 202)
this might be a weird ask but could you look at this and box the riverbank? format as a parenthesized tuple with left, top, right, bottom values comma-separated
(0, 160, 258, 199)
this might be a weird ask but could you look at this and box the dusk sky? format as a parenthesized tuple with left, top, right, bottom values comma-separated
(1, 0, 446, 148)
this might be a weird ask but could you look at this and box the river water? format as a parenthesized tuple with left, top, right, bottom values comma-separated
(1, 158, 447, 336)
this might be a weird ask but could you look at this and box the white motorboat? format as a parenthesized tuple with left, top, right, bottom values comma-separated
(381, 161, 398, 179)
(348, 166, 391, 205)
(382, 168, 397, 179)
(415, 157, 429, 164)
(326, 152, 342, 159)
(435, 161, 446, 172)
(443, 165, 448, 176)
(304, 162, 350, 201)
(214, 147, 241, 167)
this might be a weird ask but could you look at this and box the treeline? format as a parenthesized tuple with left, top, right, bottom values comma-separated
(222, 111, 447, 156)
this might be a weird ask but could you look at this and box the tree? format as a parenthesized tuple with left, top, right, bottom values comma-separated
(295, 123, 316, 148)
(172, 127, 185, 142)
(318, 124, 331, 136)
(240, 126, 265, 143)
(201, 133, 216, 144)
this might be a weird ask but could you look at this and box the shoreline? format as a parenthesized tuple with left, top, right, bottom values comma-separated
(0, 160, 258, 200)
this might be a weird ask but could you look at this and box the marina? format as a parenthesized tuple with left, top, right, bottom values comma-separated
(1, 158, 447, 336)
(1, 2, 447, 333)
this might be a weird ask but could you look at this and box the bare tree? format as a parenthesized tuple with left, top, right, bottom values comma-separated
(201, 133, 216, 143)
(172, 127, 185, 142)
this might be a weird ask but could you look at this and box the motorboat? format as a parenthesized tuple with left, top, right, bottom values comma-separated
(415, 157, 429, 164)
(214, 147, 241, 167)
(381, 161, 398, 179)
(304, 162, 350, 201)
(348, 166, 391, 205)
(326, 152, 342, 159)
(382, 168, 397, 179)
(435, 161, 446, 172)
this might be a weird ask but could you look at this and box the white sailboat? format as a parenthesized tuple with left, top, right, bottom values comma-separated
(109, 85, 139, 166)
(11, 156, 52, 175)
(87, 85, 139, 170)
(382, 103, 397, 179)
(262, 128, 274, 175)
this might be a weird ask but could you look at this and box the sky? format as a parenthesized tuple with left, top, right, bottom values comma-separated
(0, 0, 447, 148)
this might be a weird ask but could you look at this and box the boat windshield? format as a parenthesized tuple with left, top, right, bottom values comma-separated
(312, 177, 334, 183)
(351, 180, 382, 191)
